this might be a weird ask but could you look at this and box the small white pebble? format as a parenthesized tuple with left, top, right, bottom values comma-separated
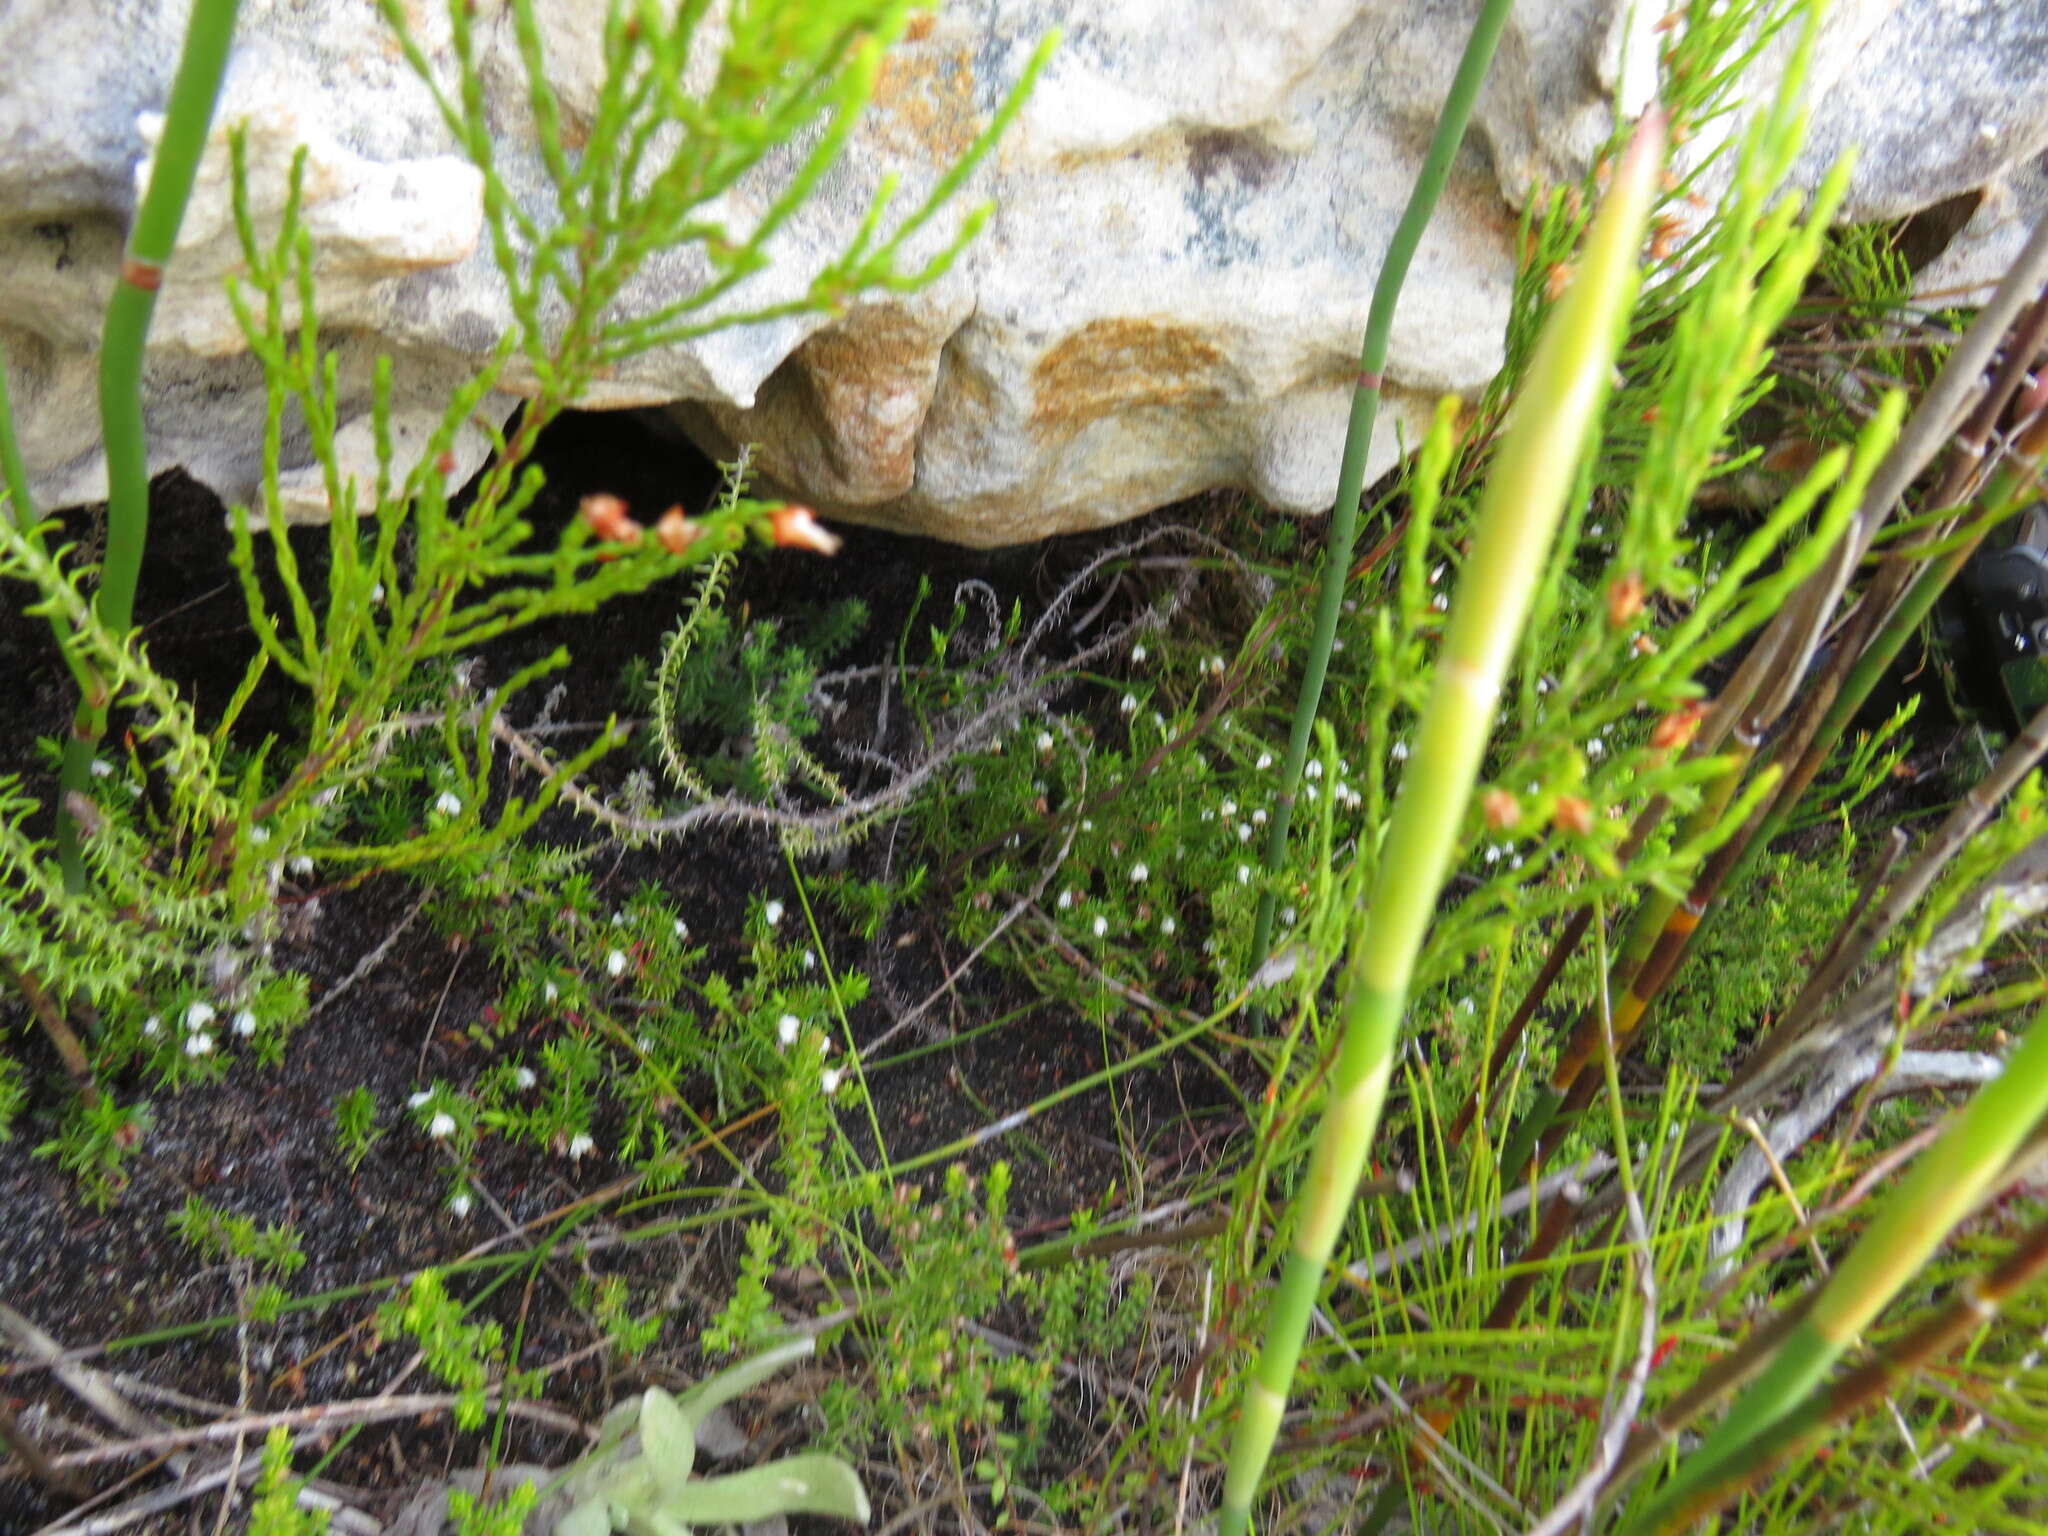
(568, 1132, 595, 1160)
(605, 948, 628, 978)
(764, 900, 784, 927)
(232, 1010, 256, 1038)
(448, 1192, 473, 1218)
(778, 1013, 801, 1047)
(185, 1032, 214, 1057)
(434, 791, 463, 817)
(514, 1067, 537, 1090)
(428, 1111, 456, 1140)
(186, 1002, 216, 1030)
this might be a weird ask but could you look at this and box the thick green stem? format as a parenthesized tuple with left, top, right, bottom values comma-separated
(1245, 0, 1516, 987)
(56, 0, 243, 892)
(1630, 995, 2048, 1531)
(1215, 108, 1663, 1536)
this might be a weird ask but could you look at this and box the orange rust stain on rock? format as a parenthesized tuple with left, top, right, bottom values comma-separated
(1031, 320, 1229, 436)
(867, 39, 980, 162)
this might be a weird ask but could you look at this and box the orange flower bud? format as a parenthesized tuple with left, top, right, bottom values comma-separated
(1482, 788, 1521, 830)
(655, 506, 702, 555)
(1554, 795, 1594, 836)
(769, 504, 843, 556)
(1650, 700, 1707, 753)
(1606, 571, 1645, 628)
(579, 493, 642, 544)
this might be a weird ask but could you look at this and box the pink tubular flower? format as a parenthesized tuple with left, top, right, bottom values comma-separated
(655, 505, 702, 554)
(768, 504, 843, 556)
(579, 492, 642, 545)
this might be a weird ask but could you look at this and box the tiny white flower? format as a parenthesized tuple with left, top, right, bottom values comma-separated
(1458, 996, 1476, 1014)
(673, 918, 689, 940)
(802, 949, 816, 971)
(1238, 823, 1254, 843)
(232, 1010, 257, 1038)
(1130, 862, 1148, 882)
(1057, 889, 1074, 911)
(448, 1192, 473, 1218)
(289, 854, 314, 876)
(1256, 752, 1275, 770)
(1586, 738, 1605, 759)
(1511, 855, 1525, 870)
(141, 1015, 160, 1038)
(408, 1089, 433, 1109)
(1161, 916, 1177, 936)
(821, 1068, 844, 1096)
(1391, 741, 1410, 762)
(90, 758, 113, 778)
(1587, 522, 1604, 536)
(778, 1013, 801, 1047)
(1431, 593, 1449, 612)
(1036, 731, 1054, 752)
(568, 1132, 595, 1160)
(605, 948, 628, 978)
(1304, 760, 1323, 779)
(370, 582, 385, 602)
(764, 900, 785, 927)
(1131, 643, 1148, 662)
(1305, 784, 1319, 802)
(1081, 819, 1093, 832)
(1152, 711, 1167, 730)
(1092, 915, 1108, 938)
(1428, 562, 1446, 585)
(1206, 655, 1226, 677)
(428, 1111, 457, 1140)
(514, 1067, 537, 1090)
(1120, 693, 1139, 715)
(248, 825, 270, 845)
(1485, 844, 1501, 864)
(186, 1032, 214, 1057)
(1237, 864, 1251, 885)
(185, 1001, 216, 1030)
(610, 911, 626, 925)
(434, 791, 463, 817)
(1281, 906, 1297, 925)
(1252, 808, 1268, 825)
(1220, 799, 1237, 818)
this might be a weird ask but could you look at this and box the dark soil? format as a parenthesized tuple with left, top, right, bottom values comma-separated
(0, 411, 1242, 1533)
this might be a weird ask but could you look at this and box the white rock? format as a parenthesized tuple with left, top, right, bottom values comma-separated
(3, 1, 2043, 545)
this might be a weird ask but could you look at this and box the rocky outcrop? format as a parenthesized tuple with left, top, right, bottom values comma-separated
(3, 1, 2045, 547)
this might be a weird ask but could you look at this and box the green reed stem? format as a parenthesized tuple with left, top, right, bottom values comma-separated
(1244, 0, 1515, 987)
(1215, 108, 1664, 1536)
(1629, 993, 2048, 1532)
(55, 0, 243, 891)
